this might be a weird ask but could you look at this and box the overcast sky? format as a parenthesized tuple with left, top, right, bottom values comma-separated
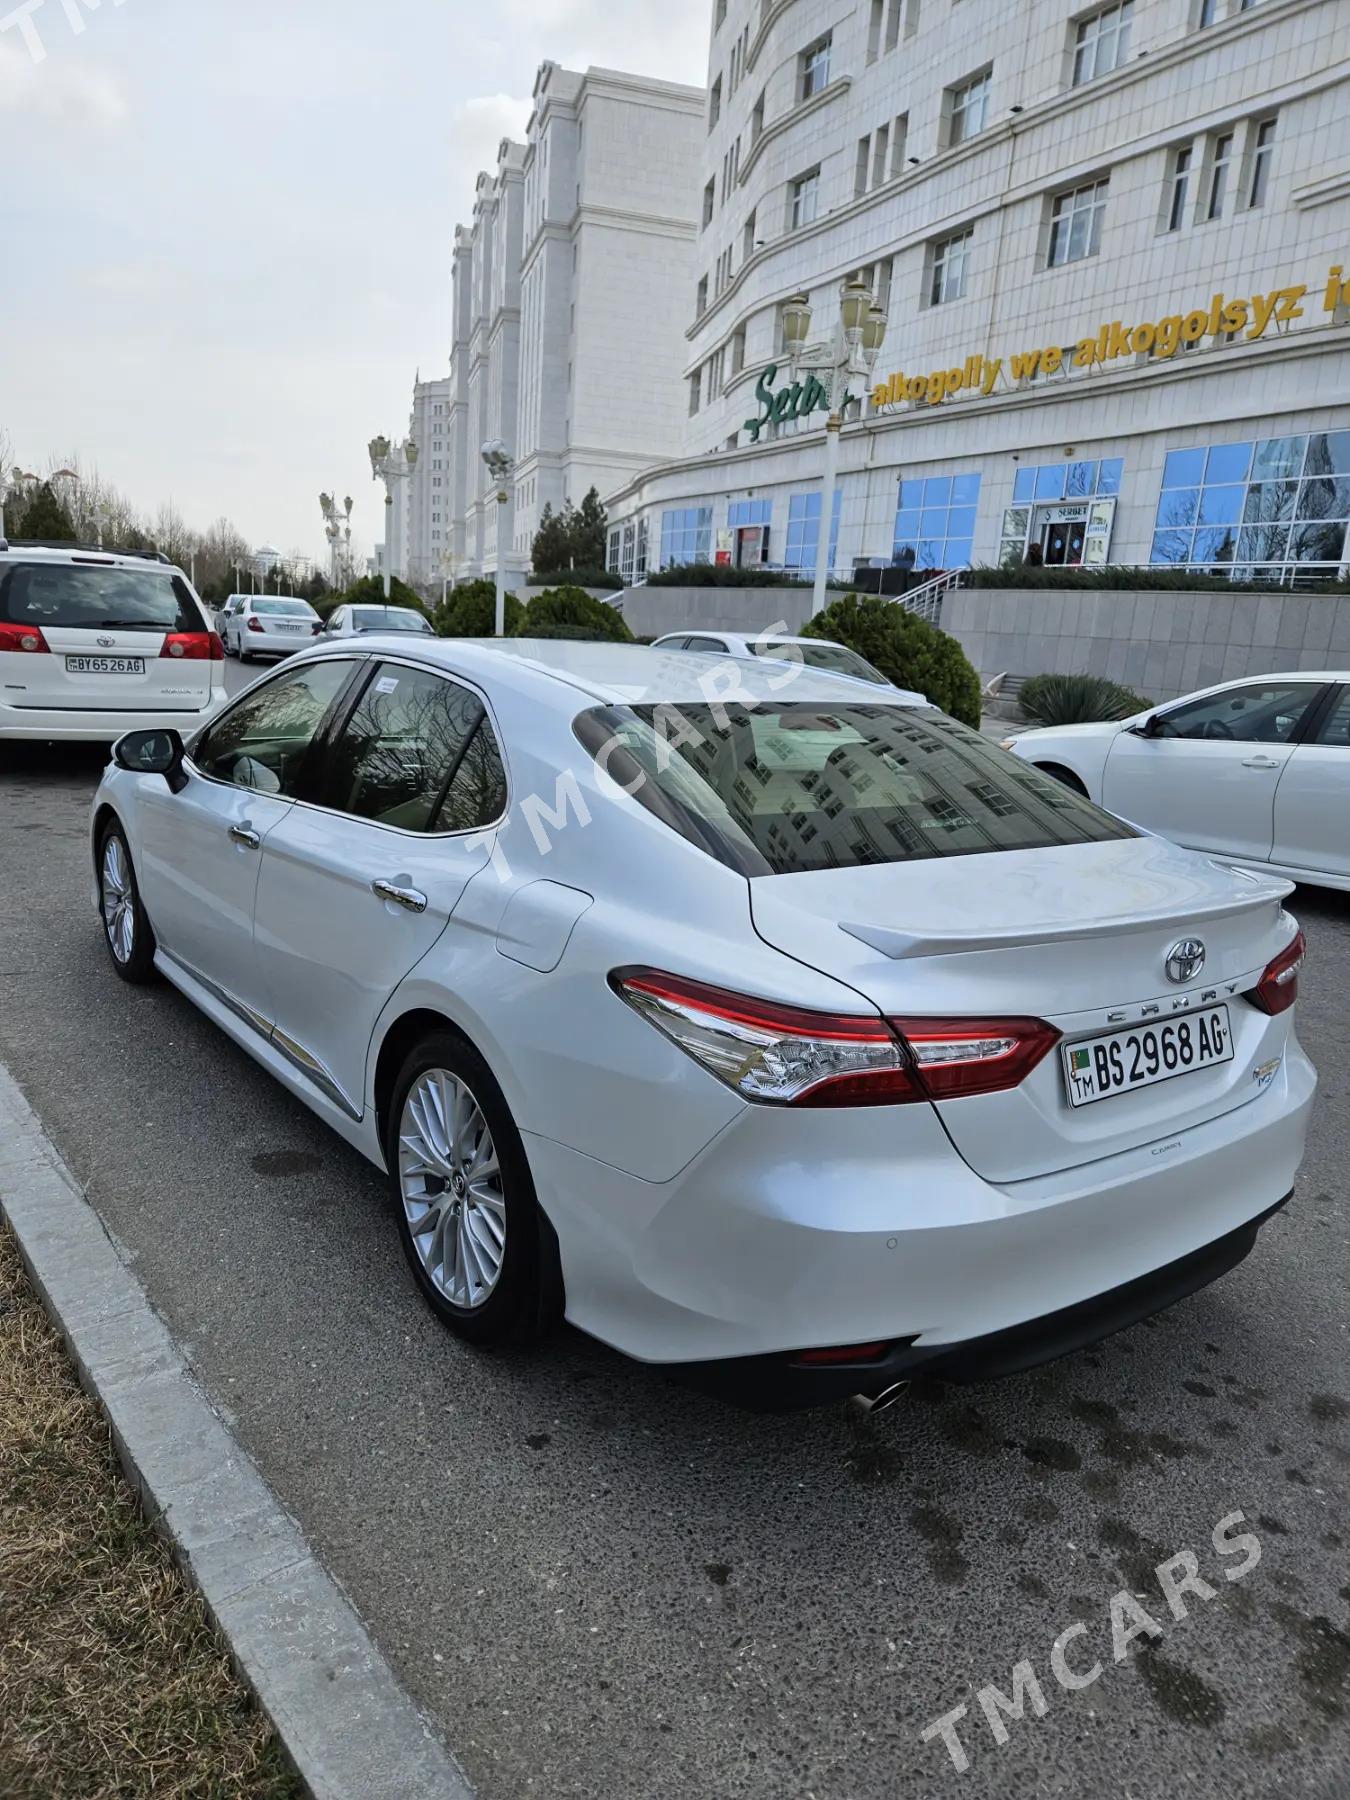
(3, 0, 709, 564)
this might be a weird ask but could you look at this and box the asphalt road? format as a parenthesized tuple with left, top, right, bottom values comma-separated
(2, 730, 1348, 1800)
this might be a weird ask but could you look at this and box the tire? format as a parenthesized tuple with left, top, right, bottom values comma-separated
(97, 821, 158, 984)
(1036, 762, 1089, 797)
(385, 1030, 560, 1347)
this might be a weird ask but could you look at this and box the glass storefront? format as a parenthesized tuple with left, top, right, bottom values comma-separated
(893, 472, 981, 570)
(784, 490, 842, 572)
(659, 506, 713, 567)
(1151, 432, 1350, 581)
(1001, 458, 1123, 566)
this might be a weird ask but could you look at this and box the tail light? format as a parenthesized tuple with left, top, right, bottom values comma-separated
(159, 630, 224, 661)
(612, 969, 1059, 1107)
(0, 623, 50, 653)
(1249, 929, 1305, 1016)
(247, 615, 264, 632)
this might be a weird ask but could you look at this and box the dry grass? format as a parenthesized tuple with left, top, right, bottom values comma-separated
(0, 1224, 304, 1799)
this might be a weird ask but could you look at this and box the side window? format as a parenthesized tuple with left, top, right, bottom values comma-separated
(685, 636, 727, 652)
(192, 658, 355, 795)
(1158, 681, 1319, 744)
(434, 715, 507, 831)
(1312, 688, 1350, 748)
(321, 662, 494, 831)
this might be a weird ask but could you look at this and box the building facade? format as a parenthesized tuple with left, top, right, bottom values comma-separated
(604, 0, 1349, 589)
(441, 61, 706, 580)
(400, 374, 453, 592)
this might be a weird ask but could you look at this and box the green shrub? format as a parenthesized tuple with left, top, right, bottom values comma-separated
(515, 584, 633, 643)
(643, 562, 853, 589)
(1019, 672, 1152, 726)
(800, 593, 982, 727)
(314, 573, 426, 621)
(965, 563, 1312, 594)
(433, 579, 524, 637)
(525, 566, 623, 590)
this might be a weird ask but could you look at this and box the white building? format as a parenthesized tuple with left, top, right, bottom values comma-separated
(403, 374, 453, 593)
(442, 61, 706, 580)
(605, 0, 1350, 588)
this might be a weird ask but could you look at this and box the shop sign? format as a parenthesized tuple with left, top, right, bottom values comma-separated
(873, 263, 1350, 413)
(743, 363, 852, 443)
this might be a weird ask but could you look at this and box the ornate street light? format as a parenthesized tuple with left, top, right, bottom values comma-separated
(480, 440, 514, 636)
(369, 434, 419, 598)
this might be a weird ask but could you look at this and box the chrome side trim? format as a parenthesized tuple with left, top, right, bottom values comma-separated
(162, 950, 275, 1041)
(270, 1026, 362, 1121)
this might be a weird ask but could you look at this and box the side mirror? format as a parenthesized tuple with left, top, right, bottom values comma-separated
(1128, 713, 1162, 738)
(114, 728, 187, 792)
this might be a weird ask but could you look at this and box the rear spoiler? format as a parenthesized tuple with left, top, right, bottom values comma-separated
(841, 875, 1295, 961)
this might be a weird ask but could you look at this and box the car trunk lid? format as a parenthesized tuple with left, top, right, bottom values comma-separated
(750, 835, 1297, 1182)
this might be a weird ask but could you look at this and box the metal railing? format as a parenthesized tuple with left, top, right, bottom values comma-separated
(886, 566, 970, 624)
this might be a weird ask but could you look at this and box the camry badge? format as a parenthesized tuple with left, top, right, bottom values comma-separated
(1165, 938, 1206, 985)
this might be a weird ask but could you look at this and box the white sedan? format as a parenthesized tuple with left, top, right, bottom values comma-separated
(650, 629, 929, 704)
(1008, 672, 1350, 891)
(89, 639, 1314, 1410)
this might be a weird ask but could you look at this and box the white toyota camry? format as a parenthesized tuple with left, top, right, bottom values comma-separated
(1008, 672, 1350, 892)
(89, 639, 1315, 1409)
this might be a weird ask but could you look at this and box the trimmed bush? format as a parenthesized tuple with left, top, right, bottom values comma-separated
(514, 584, 633, 643)
(801, 593, 982, 727)
(966, 562, 1330, 594)
(525, 566, 624, 590)
(313, 573, 427, 621)
(433, 579, 524, 637)
(1018, 673, 1152, 726)
(643, 562, 854, 589)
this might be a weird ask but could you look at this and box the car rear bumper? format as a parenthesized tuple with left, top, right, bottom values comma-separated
(525, 1037, 1315, 1399)
(0, 698, 224, 741)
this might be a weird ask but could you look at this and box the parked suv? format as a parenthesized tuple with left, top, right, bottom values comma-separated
(223, 595, 321, 661)
(0, 540, 225, 745)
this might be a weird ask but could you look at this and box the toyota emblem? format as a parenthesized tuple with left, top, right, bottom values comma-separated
(1165, 939, 1206, 985)
(97, 634, 115, 648)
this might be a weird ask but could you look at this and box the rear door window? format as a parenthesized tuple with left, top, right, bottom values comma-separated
(576, 701, 1134, 875)
(0, 563, 200, 633)
(319, 662, 506, 832)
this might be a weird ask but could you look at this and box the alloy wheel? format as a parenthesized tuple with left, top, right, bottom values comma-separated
(398, 1069, 506, 1309)
(101, 837, 135, 964)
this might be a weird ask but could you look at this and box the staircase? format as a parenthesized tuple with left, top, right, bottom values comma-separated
(886, 566, 970, 625)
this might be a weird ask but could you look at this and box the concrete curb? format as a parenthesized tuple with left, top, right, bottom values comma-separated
(0, 1060, 474, 1800)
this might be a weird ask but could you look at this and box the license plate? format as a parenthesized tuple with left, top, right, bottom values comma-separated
(65, 655, 144, 675)
(273, 622, 304, 633)
(1063, 1005, 1234, 1108)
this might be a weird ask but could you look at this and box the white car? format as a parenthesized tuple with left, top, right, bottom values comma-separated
(650, 629, 929, 704)
(1008, 672, 1350, 892)
(223, 595, 321, 661)
(89, 638, 1314, 1410)
(0, 542, 225, 745)
(214, 593, 249, 638)
(319, 602, 434, 639)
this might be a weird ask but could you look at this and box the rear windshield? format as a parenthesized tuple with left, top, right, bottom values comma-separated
(575, 702, 1135, 876)
(749, 641, 889, 685)
(0, 563, 200, 633)
(252, 599, 313, 617)
(351, 607, 430, 631)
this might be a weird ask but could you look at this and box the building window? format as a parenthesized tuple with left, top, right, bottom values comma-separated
(789, 168, 820, 230)
(929, 229, 972, 305)
(1073, 2, 1132, 85)
(742, 209, 757, 259)
(1246, 116, 1276, 206)
(893, 473, 981, 570)
(1165, 144, 1193, 231)
(607, 527, 622, 572)
(1152, 432, 1350, 582)
(1197, 0, 1219, 23)
(731, 325, 747, 373)
(854, 135, 870, 199)
(784, 490, 842, 574)
(872, 122, 890, 189)
(709, 76, 722, 129)
(1205, 131, 1234, 219)
(948, 69, 991, 146)
(696, 273, 709, 315)
(660, 507, 713, 567)
(1003, 459, 1122, 561)
(799, 35, 832, 100)
(713, 0, 726, 27)
(1047, 177, 1108, 266)
(891, 114, 909, 176)
(702, 178, 715, 228)
(867, 0, 884, 60)
(635, 518, 649, 579)
(620, 522, 637, 582)
(688, 370, 702, 416)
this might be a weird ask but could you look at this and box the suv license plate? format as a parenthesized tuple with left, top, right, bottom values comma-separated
(1063, 1004, 1234, 1108)
(66, 655, 144, 675)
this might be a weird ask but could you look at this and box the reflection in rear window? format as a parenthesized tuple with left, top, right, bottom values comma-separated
(252, 599, 314, 617)
(351, 607, 431, 631)
(575, 702, 1135, 876)
(0, 564, 199, 633)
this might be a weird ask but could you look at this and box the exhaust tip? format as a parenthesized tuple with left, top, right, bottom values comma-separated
(848, 1380, 910, 1417)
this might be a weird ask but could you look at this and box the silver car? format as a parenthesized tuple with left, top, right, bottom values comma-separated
(319, 603, 434, 640)
(223, 596, 321, 661)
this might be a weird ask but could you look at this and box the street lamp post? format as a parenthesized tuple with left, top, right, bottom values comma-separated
(368, 436, 419, 599)
(480, 440, 513, 636)
(780, 280, 889, 614)
(319, 492, 355, 590)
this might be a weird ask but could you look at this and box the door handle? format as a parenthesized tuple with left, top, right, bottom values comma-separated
(228, 824, 261, 848)
(373, 878, 428, 914)
(1241, 756, 1282, 770)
